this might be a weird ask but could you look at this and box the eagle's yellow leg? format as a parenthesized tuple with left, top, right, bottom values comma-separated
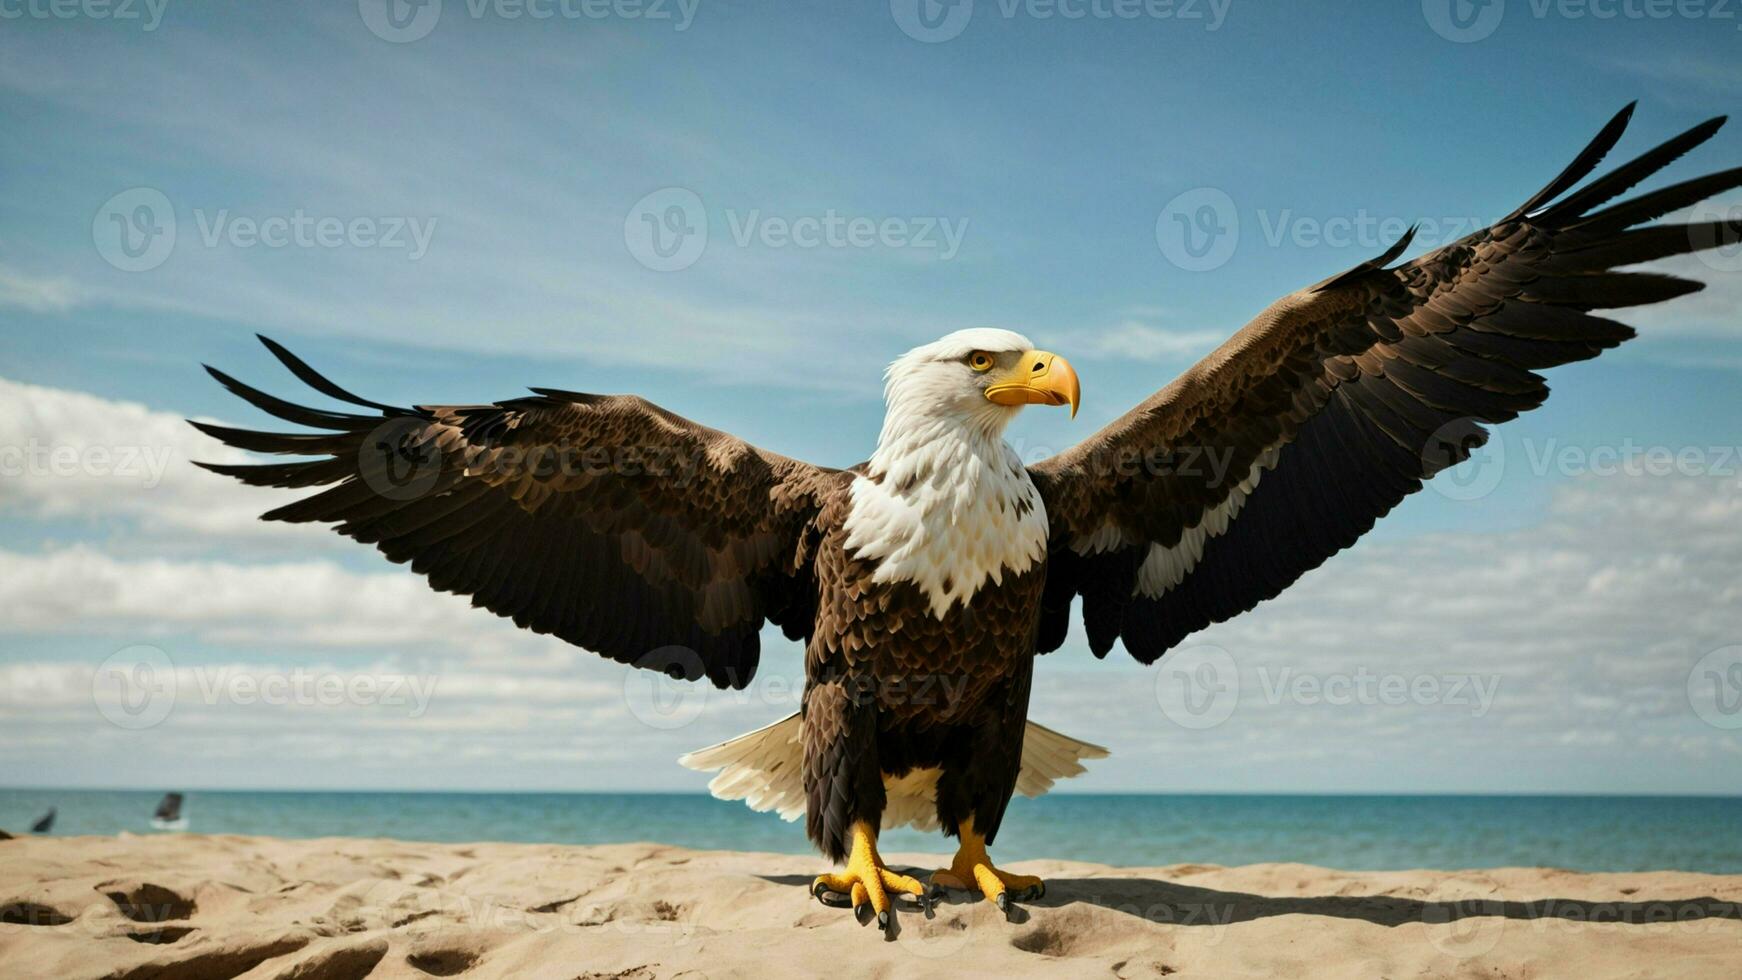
(931, 815, 1045, 910)
(811, 820, 927, 929)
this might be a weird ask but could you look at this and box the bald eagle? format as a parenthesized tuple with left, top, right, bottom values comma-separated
(197, 106, 1739, 930)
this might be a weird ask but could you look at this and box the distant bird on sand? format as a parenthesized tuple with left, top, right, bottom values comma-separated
(151, 792, 185, 831)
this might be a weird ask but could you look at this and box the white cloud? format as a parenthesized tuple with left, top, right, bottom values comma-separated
(1069, 319, 1227, 363)
(0, 265, 81, 313)
(0, 376, 316, 544)
(1605, 57, 1742, 100)
(0, 545, 538, 657)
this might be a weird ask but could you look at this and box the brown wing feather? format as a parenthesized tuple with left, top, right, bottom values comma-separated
(1031, 106, 1741, 663)
(195, 338, 842, 689)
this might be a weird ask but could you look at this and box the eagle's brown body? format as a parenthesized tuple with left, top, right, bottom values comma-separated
(806, 497, 1044, 859)
(197, 104, 1740, 926)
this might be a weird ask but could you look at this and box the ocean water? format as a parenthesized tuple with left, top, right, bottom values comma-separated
(3, 790, 1739, 873)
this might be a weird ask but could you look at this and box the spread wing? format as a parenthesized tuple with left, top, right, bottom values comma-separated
(195, 337, 842, 688)
(1030, 104, 1741, 664)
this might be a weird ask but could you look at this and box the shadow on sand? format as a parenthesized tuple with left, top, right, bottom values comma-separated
(759, 869, 1741, 930)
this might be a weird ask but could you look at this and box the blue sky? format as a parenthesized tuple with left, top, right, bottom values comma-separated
(1, 2, 1740, 794)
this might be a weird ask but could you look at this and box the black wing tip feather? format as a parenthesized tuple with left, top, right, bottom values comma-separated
(1320, 104, 1733, 295)
(254, 334, 402, 414)
(1503, 101, 1638, 222)
(186, 418, 235, 440)
(184, 419, 228, 472)
(527, 386, 597, 401)
(1530, 110, 1729, 224)
(202, 362, 264, 398)
(1310, 224, 1419, 293)
(193, 339, 424, 456)
(186, 418, 256, 454)
(1380, 224, 1419, 266)
(1551, 114, 1728, 215)
(200, 362, 251, 399)
(192, 341, 423, 466)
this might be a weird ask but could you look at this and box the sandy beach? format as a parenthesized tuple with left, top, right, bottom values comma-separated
(2, 833, 1739, 979)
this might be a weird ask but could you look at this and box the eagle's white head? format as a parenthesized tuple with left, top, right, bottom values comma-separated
(874, 327, 1080, 456)
(850, 328, 1080, 616)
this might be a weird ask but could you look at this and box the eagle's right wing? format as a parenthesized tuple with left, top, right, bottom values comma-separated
(195, 337, 843, 689)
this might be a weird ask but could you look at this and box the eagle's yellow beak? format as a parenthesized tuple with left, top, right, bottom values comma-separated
(986, 351, 1080, 419)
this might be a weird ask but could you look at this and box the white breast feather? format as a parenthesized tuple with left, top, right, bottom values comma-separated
(841, 438, 1049, 618)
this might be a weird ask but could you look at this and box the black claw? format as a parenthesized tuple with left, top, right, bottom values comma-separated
(996, 892, 1010, 913)
(855, 901, 873, 926)
(813, 882, 853, 909)
(877, 909, 891, 931)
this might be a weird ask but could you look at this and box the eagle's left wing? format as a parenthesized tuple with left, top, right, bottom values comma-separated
(1029, 105, 1740, 664)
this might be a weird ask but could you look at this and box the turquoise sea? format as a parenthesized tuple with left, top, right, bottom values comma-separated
(3, 791, 1738, 873)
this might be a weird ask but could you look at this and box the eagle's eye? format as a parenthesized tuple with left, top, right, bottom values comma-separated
(968, 352, 994, 372)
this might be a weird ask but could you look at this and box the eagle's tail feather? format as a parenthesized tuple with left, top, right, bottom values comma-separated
(679, 713, 1108, 832)
(1015, 719, 1110, 798)
(678, 713, 807, 822)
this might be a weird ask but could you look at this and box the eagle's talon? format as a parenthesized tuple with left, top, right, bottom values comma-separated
(892, 886, 930, 912)
(816, 821, 927, 926)
(812, 880, 853, 909)
(938, 815, 1047, 913)
(922, 883, 946, 916)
